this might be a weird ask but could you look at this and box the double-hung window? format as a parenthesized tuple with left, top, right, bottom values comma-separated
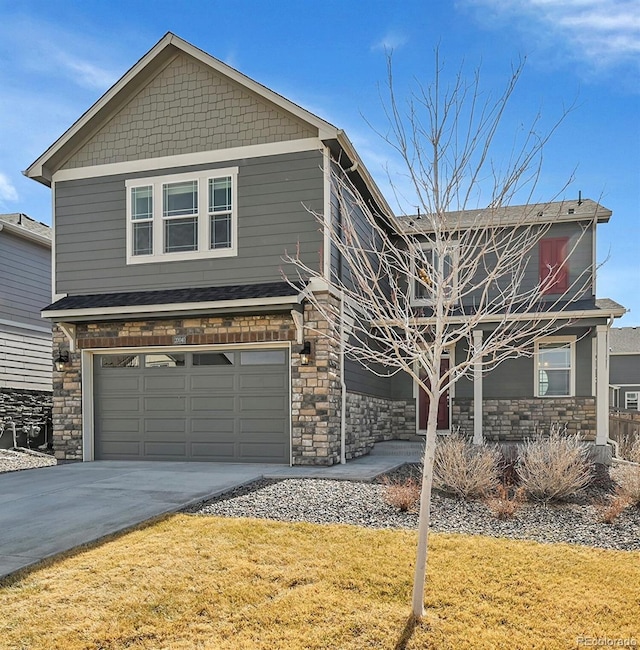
(535, 337, 575, 397)
(412, 242, 458, 305)
(625, 392, 639, 410)
(126, 167, 238, 264)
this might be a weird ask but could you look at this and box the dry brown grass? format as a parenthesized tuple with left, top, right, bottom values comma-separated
(485, 485, 526, 520)
(0, 516, 638, 649)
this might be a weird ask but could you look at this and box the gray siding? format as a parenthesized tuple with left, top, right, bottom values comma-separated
(0, 325, 52, 390)
(344, 357, 394, 398)
(610, 355, 640, 385)
(55, 150, 324, 294)
(459, 221, 594, 308)
(454, 327, 593, 399)
(0, 231, 51, 327)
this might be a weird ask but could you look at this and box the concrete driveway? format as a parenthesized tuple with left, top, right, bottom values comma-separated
(0, 442, 423, 581)
(0, 460, 276, 581)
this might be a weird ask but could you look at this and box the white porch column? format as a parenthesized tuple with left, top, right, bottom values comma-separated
(595, 325, 609, 445)
(473, 329, 483, 445)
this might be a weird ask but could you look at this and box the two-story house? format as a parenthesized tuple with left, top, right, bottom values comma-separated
(0, 213, 52, 449)
(25, 33, 624, 465)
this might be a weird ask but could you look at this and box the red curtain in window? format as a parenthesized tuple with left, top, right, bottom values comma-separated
(539, 237, 569, 294)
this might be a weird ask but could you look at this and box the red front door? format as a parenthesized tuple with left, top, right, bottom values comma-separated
(418, 358, 450, 430)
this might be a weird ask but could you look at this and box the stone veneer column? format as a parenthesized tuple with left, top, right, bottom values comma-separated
(51, 325, 83, 460)
(290, 297, 342, 465)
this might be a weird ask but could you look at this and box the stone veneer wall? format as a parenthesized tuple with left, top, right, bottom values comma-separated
(345, 392, 416, 459)
(292, 299, 342, 465)
(52, 306, 345, 465)
(452, 397, 597, 442)
(0, 388, 52, 449)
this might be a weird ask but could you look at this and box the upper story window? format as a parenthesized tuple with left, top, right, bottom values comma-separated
(412, 242, 459, 305)
(539, 237, 569, 295)
(535, 337, 575, 397)
(126, 167, 238, 264)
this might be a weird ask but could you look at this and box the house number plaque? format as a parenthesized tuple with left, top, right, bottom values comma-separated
(173, 335, 187, 345)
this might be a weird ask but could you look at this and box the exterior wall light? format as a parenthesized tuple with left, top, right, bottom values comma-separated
(54, 350, 70, 372)
(300, 341, 312, 366)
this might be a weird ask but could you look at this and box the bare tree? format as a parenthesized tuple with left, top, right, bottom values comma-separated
(285, 55, 597, 619)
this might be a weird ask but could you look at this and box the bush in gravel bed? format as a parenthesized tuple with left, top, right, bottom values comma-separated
(381, 476, 421, 512)
(485, 484, 525, 520)
(517, 427, 592, 502)
(610, 463, 640, 507)
(433, 431, 501, 499)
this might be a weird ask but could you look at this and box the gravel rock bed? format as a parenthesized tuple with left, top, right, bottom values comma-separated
(0, 448, 57, 473)
(189, 466, 640, 551)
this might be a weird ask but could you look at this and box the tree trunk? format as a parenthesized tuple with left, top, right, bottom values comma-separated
(411, 388, 440, 618)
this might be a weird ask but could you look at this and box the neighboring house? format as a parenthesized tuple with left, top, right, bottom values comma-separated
(0, 213, 52, 449)
(610, 327, 640, 410)
(24, 33, 624, 465)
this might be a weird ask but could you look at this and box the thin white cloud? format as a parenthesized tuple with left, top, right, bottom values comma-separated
(372, 31, 409, 52)
(463, 0, 640, 70)
(0, 173, 18, 204)
(54, 52, 120, 91)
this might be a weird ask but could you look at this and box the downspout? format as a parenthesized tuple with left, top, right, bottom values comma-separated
(603, 314, 620, 456)
(340, 291, 346, 464)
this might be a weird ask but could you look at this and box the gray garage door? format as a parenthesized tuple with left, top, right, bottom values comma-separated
(93, 349, 289, 463)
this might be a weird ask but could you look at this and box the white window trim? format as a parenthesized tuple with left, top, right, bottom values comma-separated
(534, 335, 576, 398)
(411, 241, 459, 306)
(625, 391, 640, 410)
(125, 167, 238, 264)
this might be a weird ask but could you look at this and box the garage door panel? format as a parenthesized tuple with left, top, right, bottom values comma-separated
(144, 442, 186, 457)
(190, 375, 235, 391)
(240, 417, 288, 434)
(99, 419, 141, 434)
(190, 396, 236, 411)
(239, 395, 286, 412)
(100, 397, 141, 413)
(94, 349, 289, 463)
(99, 376, 141, 392)
(239, 443, 287, 459)
(144, 376, 187, 391)
(144, 396, 186, 412)
(190, 442, 236, 458)
(239, 373, 287, 390)
(144, 418, 186, 434)
(191, 418, 235, 433)
(99, 440, 141, 457)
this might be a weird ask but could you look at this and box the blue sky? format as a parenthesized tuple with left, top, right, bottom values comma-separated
(0, 0, 638, 324)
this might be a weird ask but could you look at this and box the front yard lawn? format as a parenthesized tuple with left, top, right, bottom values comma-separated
(1, 515, 638, 649)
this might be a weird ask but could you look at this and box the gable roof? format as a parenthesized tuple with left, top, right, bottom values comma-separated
(610, 327, 640, 355)
(23, 33, 391, 217)
(0, 213, 51, 247)
(396, 198, 612, 233)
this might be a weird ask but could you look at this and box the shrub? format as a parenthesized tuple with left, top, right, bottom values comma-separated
(598, 488, 632, 524)
(486, 484, 525, 520)
(610, 463, 640, 507)
(516, 426, 592, 502)
(381, 477, 421, 512)
(433, 431, 501, 499)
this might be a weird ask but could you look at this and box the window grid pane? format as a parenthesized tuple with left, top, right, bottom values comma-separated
(164, 217, 198, 253)
(209, 177, 232, 212)
(210, 213, 231, 249)
(133, 222, 153, 256)
(537, 342, 571, 397)
(131, 186, 153, 220)
(163, 181, 198, 217)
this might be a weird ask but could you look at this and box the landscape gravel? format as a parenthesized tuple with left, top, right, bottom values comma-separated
(189, 466, 640, 551)
(0, 448, 57, 473)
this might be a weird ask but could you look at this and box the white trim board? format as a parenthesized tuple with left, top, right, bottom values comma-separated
(52, 138, 323, 183)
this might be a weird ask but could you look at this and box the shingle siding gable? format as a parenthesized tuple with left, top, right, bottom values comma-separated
(61, 52, 317, 170)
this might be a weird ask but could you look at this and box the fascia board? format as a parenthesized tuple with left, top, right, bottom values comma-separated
(406, 306, 627, 326)
(41, 294, 302, 321)
(0, 223, 51, 248)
